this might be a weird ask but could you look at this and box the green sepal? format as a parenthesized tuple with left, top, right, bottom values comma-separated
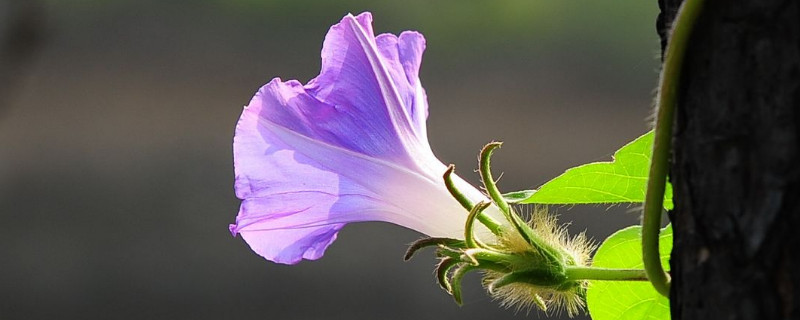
(435, 257, 460, 293)
(404, 237, 465, 261)
(487, 267, 567, 292)
(444, 164, 502, 235)
(464, 201, 491, 249)
(443, 164, 474, 211)
(477, 142, 565, 267)
(450, 264, 476, 305)
(436, 246, 467, 260)
(461, 248, 529, 269)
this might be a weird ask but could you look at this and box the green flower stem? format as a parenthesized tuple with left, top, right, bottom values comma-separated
(644, 0, 705, 297)
(565, 266, 648, 281)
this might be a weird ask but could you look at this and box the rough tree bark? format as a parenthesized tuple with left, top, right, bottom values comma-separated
(658, 0, 800, 319)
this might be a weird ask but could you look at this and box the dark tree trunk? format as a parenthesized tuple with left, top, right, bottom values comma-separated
(659, 0, 800, 319)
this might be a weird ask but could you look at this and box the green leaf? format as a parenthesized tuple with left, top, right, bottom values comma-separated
(519, 131, 673, 209)
(586, 225, 672, 320)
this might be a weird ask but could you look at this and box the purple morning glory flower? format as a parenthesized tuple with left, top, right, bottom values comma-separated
(230, 12, 496, 264)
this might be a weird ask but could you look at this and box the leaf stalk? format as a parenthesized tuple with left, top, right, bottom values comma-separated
(565, 266, 648, 282)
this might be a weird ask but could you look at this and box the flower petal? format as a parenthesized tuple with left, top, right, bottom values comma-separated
(374, 31, 428, 138)
(231, 12, 501, 265)
(304, 13, 430, 167)
(235, 223, 343, 265)
(232, 88, 483, 263)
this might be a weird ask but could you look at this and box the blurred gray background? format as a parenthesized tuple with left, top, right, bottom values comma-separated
(0, 1, 659, 319)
